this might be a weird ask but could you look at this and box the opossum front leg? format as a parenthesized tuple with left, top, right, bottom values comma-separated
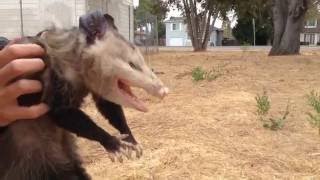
(50, 108, 135, 162)
(93, 95, 143, 158)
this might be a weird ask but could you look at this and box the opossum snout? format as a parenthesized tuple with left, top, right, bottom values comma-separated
(158, 87, 169, 98)
(150, 81, 169, 99)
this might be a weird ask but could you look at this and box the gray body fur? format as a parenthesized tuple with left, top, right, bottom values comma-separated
(0, 28, 91, 180)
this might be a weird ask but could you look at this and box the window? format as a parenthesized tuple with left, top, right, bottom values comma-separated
(172, 23, 180, 31)
(305, 19, 317, 28)
(304, 33, 316, 45)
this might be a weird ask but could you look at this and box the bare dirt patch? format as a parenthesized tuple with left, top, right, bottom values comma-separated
(79, 50, 320, 179)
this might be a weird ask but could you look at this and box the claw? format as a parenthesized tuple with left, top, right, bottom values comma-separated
(133, 144, 143, 158)
(116, 134, 129, 140)
(106, 134, 145, 162)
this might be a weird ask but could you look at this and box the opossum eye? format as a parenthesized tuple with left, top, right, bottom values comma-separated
(129, 62, 142, 71)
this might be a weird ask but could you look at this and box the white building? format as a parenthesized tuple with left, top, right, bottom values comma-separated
(300, 19, 320, 45)
(164, 17, 223, 47)
(0, 0, 134, 41)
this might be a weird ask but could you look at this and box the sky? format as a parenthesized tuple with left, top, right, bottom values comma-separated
(167, 8, 237, 28)
(133, 0, 237, 28)
(133, 0, 139, 7)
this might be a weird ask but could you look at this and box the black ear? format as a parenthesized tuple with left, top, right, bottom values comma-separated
(103, 13, 118, 30)
(79, 11, 107, 44)
(0, 37, 9, 50)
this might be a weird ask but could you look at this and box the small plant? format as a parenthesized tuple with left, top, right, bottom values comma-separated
(191, 67, 205, 81)
(255, 90, 289, 131)
(263, 104, 289, 131)
(306, 90, 320, 135)
(255, 90, 271, 116)
(191, 64, 227, 82)
(205, 64, 225, 81)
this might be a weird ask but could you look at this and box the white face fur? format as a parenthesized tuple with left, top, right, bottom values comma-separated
(82, 30, 169, 112)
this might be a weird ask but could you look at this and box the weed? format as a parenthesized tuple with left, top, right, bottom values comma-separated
(306, 90, 320, 135)
(191, 67, 206, 81)
(263, 104, 289, 131)
(191, 64, 227, 82)
(255, 90, 289, 131)
(205, 64, 225, 81)
(255, 90, 270, 116)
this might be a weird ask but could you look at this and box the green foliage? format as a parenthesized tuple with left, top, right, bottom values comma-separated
(205, 65, 224, 81)
(306, 0, 320, 19)
(306, 90, 320, 135)
(191, 64, 226, 82)
(255, 90, 270, 116)
(232, 16, 272, 45)
(134, 0, 169, 38)
(255, 90, 289, 131)
(263, 104, 289, 131)
(191, 67, 206, 81)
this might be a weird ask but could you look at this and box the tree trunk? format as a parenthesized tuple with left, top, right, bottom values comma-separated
(269, 0, 308, 56)
(183, 0, 213, 52)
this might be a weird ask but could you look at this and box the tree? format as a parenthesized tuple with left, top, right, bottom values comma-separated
(269, 0, 309, 55)
(134, 0, 169, 39)
(233, 0, 318, 55)
(168, 0, 231, 51)
(233, 17, 272, 45)
(232, 1, 273, 45)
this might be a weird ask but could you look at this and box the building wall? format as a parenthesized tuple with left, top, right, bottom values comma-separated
(301, 19, 320, 45)
(165, 21, 189, 46)
(0, 0, 133, 41)
(0, 0, 86, 39)
(0, 0, 40, 38)
(165, 20, 222, 47)
(84, 0, 134, 41)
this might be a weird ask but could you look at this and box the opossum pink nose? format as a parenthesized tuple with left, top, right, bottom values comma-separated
(158, 87, 169, 98)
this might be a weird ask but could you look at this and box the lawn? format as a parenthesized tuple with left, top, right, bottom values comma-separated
(79, 50, 320, 179)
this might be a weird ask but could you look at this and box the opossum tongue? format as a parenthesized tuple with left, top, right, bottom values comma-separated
(118, 80, 148, 112)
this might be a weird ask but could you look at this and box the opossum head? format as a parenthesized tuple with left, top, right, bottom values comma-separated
(80, 12, 168, 112)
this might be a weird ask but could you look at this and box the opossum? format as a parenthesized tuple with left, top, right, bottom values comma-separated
(0, 11, 168, 180)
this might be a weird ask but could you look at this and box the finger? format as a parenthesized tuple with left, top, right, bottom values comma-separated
(120, 147, 130, 159)
(0, 44, 44, 68)
(1, 80, 42, 100)
(120, 141, 135, 148)
(10, 103, 49, 120)
(116, 134, 129, 140)
(134, 144, 143, 158)
(115, 152, 123, 163)
(108, 153, 116, 162)
(0, 58, 45, 86)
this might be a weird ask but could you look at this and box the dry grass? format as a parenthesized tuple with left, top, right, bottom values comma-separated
(78, 50, 320, 179)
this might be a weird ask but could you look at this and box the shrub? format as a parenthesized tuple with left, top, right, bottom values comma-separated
(191, 67, 206, 81)
(255, 90, 289, 131)
(205, 64, 225, 82)
(191, 64, 227, 82)
(306, 90, 320, 135)
(255, 90, 270, 116)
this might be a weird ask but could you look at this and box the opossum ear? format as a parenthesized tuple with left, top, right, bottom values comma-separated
(103, 13, 118, 30)
(79, 11, 107, 44)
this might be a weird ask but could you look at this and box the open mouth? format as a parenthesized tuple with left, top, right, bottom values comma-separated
(117, 79, 148, 112)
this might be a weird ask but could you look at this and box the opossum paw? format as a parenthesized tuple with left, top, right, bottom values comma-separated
(132, 143, 143, 158)
(106, 134, 139, 162)
(122, 135, 143, 158)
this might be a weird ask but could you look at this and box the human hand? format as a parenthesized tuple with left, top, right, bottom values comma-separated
(0, 44, 49, 126)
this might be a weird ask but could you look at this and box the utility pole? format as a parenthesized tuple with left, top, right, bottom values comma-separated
(19, 0, 24, 36)
(252, 18, 256, 46)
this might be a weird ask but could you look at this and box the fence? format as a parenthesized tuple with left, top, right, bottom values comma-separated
(134, 13, 159, 56)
